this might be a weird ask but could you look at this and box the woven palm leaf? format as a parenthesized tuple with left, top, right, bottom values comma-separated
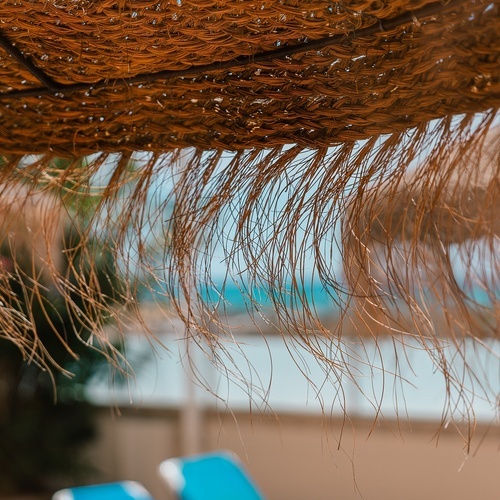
(0, 0, 498, 152)
(0, 0, 499, 439)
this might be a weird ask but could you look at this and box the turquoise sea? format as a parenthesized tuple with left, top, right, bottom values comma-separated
(200, 281, 341, 314)
(143, 278, 497, 314)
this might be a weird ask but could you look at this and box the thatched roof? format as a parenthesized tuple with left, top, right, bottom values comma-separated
(0, 1, 498, 438)
(0, 0, 498, 154)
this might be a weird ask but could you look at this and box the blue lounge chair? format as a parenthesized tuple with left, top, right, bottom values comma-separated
(158, 450, 265, 500)
(52, 481, 153, 500)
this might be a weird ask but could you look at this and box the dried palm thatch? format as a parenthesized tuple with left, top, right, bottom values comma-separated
(0, 1, 499, 439)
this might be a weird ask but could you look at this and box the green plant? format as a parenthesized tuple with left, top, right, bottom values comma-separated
(0, 221, 125, 496)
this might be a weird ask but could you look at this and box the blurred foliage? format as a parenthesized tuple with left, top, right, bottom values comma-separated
(0, 211, 126, 495)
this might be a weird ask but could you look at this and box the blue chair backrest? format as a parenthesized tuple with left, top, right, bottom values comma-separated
(158, 450, 265, 500)
(52, 481, 154, 500)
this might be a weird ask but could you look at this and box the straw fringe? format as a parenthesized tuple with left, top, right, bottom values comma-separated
(166, 115, 499, 437)
(2, 112, 498, 431)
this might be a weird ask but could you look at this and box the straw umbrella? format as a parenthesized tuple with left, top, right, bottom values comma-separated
(0, 0, 499, 438)
(344, 126, 499, 338)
